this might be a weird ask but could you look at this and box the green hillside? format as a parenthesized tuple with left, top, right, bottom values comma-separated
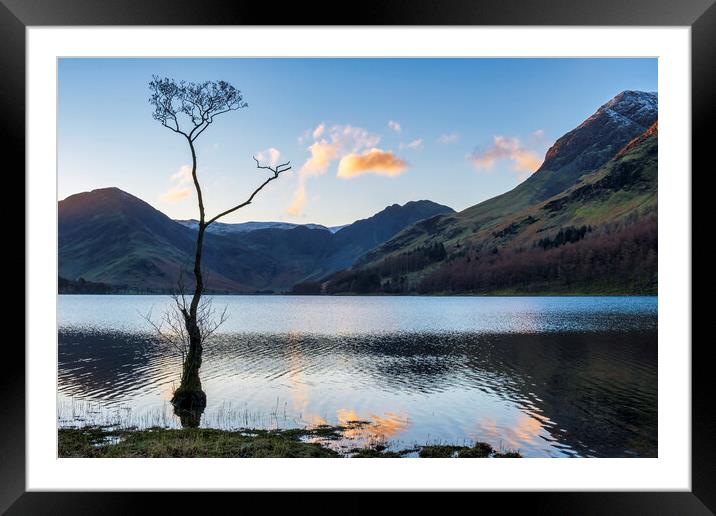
(58, 188, 453, 293)
(324, 121, 658, 296)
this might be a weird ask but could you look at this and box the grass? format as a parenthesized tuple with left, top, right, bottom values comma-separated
(417, 441, 510, 458)
(58, 426, 341, 458)
(58, 426, 522, 459)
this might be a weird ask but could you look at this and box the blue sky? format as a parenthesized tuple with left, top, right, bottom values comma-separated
(58, 58, 657, 226)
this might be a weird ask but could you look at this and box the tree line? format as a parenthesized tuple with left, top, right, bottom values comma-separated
(417, 216, 656, 294)
(322, 215, 656, 295)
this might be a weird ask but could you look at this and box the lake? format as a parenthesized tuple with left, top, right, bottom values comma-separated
(58, 295, 658, 457)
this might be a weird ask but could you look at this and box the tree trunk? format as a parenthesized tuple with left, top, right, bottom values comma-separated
(171, 140, 208, 412)
(171, 314, 206, 410)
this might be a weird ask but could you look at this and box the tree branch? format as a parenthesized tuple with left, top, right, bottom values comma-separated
(189, 119, 212, 141)
(205, 157, 291, 227)
(149, 76, 246, 143)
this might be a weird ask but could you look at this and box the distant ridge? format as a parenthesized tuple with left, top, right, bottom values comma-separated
(58, 188, 454, 293)
(174, 219, 346, 234)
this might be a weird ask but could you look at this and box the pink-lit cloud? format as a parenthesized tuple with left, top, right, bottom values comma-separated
(337, 148, 408, 178)
(467, 136, 543, 180)
(159, 165, 194, 203)
(288, 123, 403, 215)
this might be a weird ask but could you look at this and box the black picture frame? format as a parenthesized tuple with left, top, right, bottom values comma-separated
(3, 0, 710, 513)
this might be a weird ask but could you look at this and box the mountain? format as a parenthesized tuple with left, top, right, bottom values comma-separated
(324, 92, 658, 295)
(455, 90, 657, 226)
(59, 187, 253, 291)
(174, 219, 345, 234)
(322, 200, 455, 274)
(58, 189, 453, 293)
(60, 91, 656, 296)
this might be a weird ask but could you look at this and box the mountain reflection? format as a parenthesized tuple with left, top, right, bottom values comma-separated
(58, 328, 656, 457)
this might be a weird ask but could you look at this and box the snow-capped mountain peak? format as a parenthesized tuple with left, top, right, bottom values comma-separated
(597, 90, 657, 129)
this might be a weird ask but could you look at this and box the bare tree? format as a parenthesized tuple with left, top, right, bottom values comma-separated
(143, 273, 228, 364)
(148, 76, 290, 411)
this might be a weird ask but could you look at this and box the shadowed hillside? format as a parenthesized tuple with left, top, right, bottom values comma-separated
(58, 189, 453, 293)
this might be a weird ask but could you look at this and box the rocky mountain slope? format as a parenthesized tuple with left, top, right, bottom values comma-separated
(324, 91, 658, 295)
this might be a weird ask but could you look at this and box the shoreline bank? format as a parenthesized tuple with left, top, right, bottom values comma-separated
(58, 425, 522, 459)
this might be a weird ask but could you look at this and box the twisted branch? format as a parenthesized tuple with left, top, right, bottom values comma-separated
(204, 158, 291, 227)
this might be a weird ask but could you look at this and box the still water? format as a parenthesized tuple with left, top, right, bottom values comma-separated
(58, 295, 657, 457)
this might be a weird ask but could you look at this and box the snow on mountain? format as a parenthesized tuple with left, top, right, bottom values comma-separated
(174, 219, 344, 234)
(536, 90, 658, 187)
(600, 91, 657, 125)
(585, 90, 657, 131)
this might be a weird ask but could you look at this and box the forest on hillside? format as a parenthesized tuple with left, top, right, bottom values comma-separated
(321, 215, 657, 295)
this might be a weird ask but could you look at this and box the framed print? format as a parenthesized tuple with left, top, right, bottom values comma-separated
(4, 0, 712, 513)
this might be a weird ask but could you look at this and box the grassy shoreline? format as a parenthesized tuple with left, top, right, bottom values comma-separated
(58, 425, 522, 459)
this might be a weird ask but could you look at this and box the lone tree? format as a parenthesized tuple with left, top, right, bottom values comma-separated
(148, 76, 290, 411)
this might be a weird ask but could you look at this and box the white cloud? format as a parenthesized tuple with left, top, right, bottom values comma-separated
(170, 164, 192, 183)
(438, 132, 460, 144)
(312, 123, 326, 140)
(333, 125, 381, 152)
(400, 138, 423, 150)
(255, 147, 281, 166)
(388, 120, 402, 133)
